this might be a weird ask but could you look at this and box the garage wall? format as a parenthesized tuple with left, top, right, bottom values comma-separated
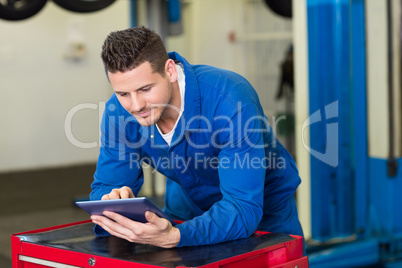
(0, 0, 291, 173)
(167, 0, 292, 116)
(0, 1, 130, 172)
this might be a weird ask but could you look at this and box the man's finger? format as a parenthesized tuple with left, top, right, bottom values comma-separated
(120, 186, 134, 199)
(101, 194, 110, 200)
(103, 211, 141, 229)
(109, 189, 121, 199)
(145, 211, 157, 223)
(102, 211, 155, 242)
(120, 191, 129, 199)
(145, 211, 169, 230)
(93, 215, 136, 241)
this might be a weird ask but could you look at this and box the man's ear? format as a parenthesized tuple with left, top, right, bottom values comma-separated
(165, 59, 178, 83)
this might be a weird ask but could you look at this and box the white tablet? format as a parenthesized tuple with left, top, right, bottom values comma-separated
(75, 197, 176, 226)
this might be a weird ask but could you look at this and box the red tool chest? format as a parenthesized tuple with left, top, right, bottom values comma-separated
(11, 220, 308, 268)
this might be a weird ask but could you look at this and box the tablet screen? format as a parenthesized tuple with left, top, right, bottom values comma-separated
(76, 197, 176, 226)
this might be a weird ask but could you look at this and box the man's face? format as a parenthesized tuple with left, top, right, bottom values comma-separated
(108, 61, 174, 127)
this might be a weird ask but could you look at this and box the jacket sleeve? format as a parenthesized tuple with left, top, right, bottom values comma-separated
(90, 105, 144, 201)
(176, 103, 267, 246)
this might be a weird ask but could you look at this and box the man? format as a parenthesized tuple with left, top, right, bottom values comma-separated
(90, 26, 304, 249)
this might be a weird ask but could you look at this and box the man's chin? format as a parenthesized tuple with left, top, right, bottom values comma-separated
(132, 110, 161, 127)
(138, 122, 155, 127)
(134, 116, 158, 127)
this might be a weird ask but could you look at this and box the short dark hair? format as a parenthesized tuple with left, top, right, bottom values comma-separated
(101, 26, 168, 76)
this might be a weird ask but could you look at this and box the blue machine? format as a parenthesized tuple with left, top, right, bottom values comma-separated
(305, 0, 402, 267)
(130, 0, 181, 29)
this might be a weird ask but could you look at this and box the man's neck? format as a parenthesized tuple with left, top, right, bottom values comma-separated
(157, 81, 181, 134)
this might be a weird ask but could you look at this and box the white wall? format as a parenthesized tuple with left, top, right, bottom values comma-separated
(0, 0, 292, 173)
(167, 0, 248, 76)
(366, 0, 402, 158)
(167, 0, 292, 117)
(293, 0, 311, 239)
(0, 1, 130, 172)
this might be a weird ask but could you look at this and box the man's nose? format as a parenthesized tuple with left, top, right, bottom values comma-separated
(131, 94, 145, 112)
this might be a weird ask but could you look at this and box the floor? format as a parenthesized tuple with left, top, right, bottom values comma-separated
(0, 164, 96, 267)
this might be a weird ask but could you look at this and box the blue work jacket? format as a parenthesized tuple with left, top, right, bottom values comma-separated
(91, 52, 303, 247)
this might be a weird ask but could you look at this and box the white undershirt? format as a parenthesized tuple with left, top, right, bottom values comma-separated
(156, 63, 185, 145)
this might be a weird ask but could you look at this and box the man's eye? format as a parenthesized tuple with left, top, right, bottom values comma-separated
(118, 93, 128, 97)
(141, 87, 151, 92)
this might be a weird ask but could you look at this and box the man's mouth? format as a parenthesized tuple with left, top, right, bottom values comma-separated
(136, 109, 152, 118)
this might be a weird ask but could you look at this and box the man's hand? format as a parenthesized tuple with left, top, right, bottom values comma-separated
(101, 186, 134, 200)
(91, 211, 180, 248)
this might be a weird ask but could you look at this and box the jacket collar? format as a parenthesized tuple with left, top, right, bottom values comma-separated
(137, 52, 201, 148)
(168, 51, 201, 131)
